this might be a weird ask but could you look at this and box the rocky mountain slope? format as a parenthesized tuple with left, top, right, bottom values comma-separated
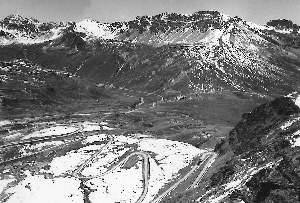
(0, 59, 108, 118)
(205, 95, 300, 203)
(162, 95, 300, 203)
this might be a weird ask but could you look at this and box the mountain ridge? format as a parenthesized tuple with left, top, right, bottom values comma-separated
(1, 11, 299, 45)
(1, 11, 299, 101)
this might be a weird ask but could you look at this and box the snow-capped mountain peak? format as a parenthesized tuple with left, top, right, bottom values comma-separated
(1, 12, 299, 47)
(2, 14, 39, 25)
(75, 19, 116, 40)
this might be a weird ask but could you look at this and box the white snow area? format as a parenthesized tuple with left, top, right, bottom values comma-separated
(0, 27, 63, 45)
(6, 171, 83, 203)
(292, 137, 300, 147)
(75, 19, 116, 40)
(14, 140, 63, 158)
(224, 178, 244, 191)
(4, 132, 23, 140)
(47, 150, 93, 176)
(0, 179, 15, 191)
(73, 113, 92, 116)
(26, 141, 64, 151)
(22, 125, 79, 139)
(200, 29, 224, 46)
(292, 133, 300, 147)
(293, 130, 300, 136)
(137, 137, 205, 178)
(273, 28, 293, 34)
(81, 121, 101, 132)
(214, 60, 225, 73)
(221, 13, 231, 22)
(79, 146, 129, 177)
(142, 157, 166, 202)
(246, 22, 269, 30)
(280, 117, 300, 130)
(87, 161, 144, 203)
(83, 133, 107, 144)
(99, 121, 114, 130)
(0, 120, 11, 126)
(280, 120, 295, 130)
(295, 95, 300, 108)
(33, 134, 205, 203)
(102, 125, 115, 130)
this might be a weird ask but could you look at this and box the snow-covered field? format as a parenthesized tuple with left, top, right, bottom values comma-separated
(0, 121, 206, 203)
(5, 172, 83, 203)
(22, 125, 79, 140)
(0, 120, 12, 127)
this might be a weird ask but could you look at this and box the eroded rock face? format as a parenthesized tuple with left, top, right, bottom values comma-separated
(228, 97, 300, 155)
(204, 96, 300, 203)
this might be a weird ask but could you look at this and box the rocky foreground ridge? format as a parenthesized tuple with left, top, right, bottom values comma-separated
(165, 95, 300, 202)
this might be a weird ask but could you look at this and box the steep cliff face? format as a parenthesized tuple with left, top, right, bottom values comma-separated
(228, 96, 300, 154)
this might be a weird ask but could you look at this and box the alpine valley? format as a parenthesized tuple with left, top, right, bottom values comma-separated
(0, 11, 300, 203)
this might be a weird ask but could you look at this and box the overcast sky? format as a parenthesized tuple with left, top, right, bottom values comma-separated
(0, 0, 299, 25)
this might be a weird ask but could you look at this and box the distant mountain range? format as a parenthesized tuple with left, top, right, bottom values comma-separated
(0, 11, 299, 100)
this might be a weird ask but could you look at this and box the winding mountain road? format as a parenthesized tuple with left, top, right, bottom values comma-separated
(72, 134, 151, 203)
(1, 121, 217, 203)
(189, 152, 217, 189)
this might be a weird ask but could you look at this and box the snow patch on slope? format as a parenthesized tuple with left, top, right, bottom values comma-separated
(280, 117, 300, 130)
(47, 146, 102, 176)
(81, 121, 101, 132)
(22, 125, 78, 139)
(200, 29, 223, 46)
(0, 27, 63, 45)
(87, 161, 144, 203)
(295, 95, 300, 108)
(221, 13, 231, 22)
(292, 136, 300, 147)
(0, 120, 11, 127)
(137, 137, 204, 179)
(0, 179, 15, 192)
(6, 172, 83, 203)
(75, 19, 116, 40)
(246, 22, 269, 30)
